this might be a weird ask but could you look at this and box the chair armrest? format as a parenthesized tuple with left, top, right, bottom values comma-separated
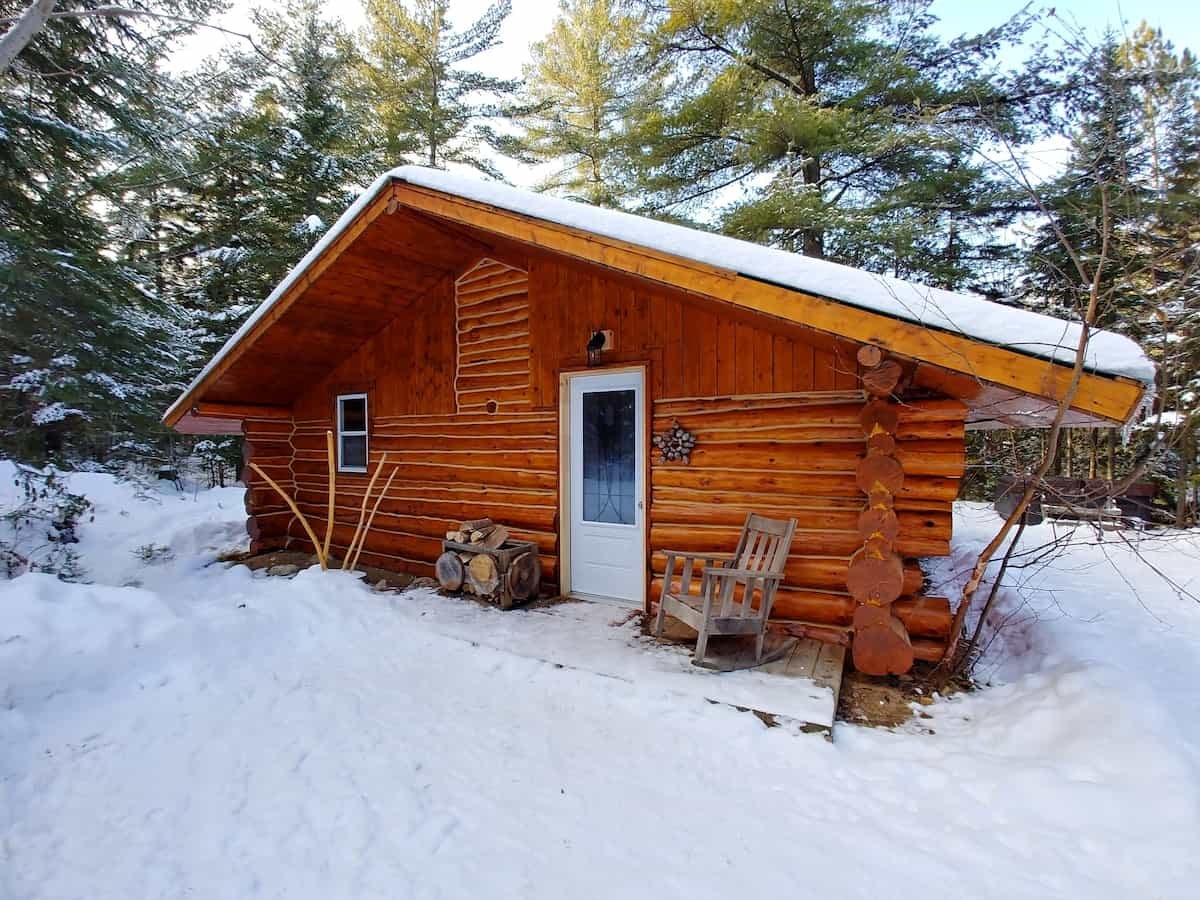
(659, 550, 735, 562)
(701, 566, 784, 581)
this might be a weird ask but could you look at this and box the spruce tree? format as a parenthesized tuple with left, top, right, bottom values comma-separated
(168, 1, 373, 371)
(357, 0, 520, 174)
(1022, 36, 1152, 337)
(0, 2, 222, 464)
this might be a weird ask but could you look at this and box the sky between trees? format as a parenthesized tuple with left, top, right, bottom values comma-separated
(176, 0, 1200, 186)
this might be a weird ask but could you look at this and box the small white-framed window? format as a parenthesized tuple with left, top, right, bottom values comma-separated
(336, 393, 369, 473)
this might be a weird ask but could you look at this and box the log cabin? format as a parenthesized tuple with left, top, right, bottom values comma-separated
(164, 166, 1154, 675)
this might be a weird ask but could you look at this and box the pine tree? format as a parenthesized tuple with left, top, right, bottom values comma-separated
(519, 0, 659, 207)
(626, 0, 1031, 288)
(357, 0, 519, 174)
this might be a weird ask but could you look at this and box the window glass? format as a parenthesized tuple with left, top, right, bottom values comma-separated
(340, 396, 366, 432)
(340, 434, 367, 470)
(336, 394, 368, 471)
(582, 389, 636, 524)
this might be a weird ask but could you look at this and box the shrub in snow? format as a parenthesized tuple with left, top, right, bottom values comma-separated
(1, 464, 92, 580)
(132, 543, 174, 564)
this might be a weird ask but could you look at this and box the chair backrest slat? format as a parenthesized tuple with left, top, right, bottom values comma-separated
(720, 512, 797, 620)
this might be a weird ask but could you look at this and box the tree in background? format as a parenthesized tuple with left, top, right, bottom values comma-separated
(357, 0, 520, 175)
(519, 0, 661, 207)
(1023, 36, 1152, 322)
(168, 0, 372, 371)
(0, 0, 223, 464)
(625, 0, 1034, 289)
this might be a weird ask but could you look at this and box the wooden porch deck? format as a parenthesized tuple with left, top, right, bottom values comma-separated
(653, 616, 846, 735)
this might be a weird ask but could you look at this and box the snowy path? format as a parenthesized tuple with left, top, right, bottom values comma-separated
(2, 471, 1199, 898)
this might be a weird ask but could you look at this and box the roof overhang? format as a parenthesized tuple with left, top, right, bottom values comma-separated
(165, 169, 1150, 433)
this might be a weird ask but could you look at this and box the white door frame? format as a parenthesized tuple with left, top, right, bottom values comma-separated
(558, 365, 648, 607)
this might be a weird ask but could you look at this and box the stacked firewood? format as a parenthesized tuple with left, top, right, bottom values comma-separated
(444, 517, 509, 550)
(436, 518, 540, 609)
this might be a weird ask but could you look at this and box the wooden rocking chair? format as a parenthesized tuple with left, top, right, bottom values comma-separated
(653, 513, 797, 667)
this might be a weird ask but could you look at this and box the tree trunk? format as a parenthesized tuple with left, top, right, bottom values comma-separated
(1177, 430, 1190, 527)
(0, 0, 57, 72)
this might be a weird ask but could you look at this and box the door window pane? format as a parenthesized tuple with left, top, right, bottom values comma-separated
(582, 389, 636, 524)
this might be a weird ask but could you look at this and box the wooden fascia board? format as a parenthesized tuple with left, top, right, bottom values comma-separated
(391, 183, 1146, 424)
(194, 402, 292, 420)
(162, 188, 395, 428)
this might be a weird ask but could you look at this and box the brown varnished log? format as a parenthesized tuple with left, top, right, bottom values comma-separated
(242, 419, 294, 437)
(861, 359, 902, 397)
(651, 467, 957, 502)
(857, 507, 900, 545)
(289, 531, 559, 585)
(859, 399, 901, 435)
(895, 595, 953, 640)
(855, 453, 905, 495)
(292, 476, 555, 508)
(846, 545, 906, 605)
(294, 447, 554, 472)
(856, 345, 884, 367)
(852, 609, 914, 676)
(292, 459, 555, 490)
(455, 371, 531, 394)
(911, 637, 948, 663)
(242, 439, 292, 459)
(650, 580, 952, 638)
(649, 522, 946, 559)
(651, 551, 922, 595)
(456, 305, 529, 332)
(866, 431, 897, 455)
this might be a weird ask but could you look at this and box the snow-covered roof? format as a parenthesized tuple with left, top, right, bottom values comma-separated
(391, 166, 1154, 384)
(164, 165, 1154, 426)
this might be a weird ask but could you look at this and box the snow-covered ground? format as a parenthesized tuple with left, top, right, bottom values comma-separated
(2, 465, 1199, 899)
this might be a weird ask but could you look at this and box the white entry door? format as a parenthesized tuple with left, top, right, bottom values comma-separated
(568, 369, 646, 604)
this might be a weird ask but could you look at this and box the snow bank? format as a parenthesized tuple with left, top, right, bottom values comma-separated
(2, 474, 1198, 898)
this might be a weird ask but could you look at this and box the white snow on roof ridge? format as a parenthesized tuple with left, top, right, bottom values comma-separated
(392, 165, 1155, 385)
(164, 165, 1154, 424)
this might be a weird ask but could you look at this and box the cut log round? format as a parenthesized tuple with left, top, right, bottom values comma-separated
(855, 453, 905, 496)
(867, 488, 895, 510)
(857, 507, 900, 545)
(866, 431, 897, 456)
(466, 553, 500, 596)
(856, 345, 884, 367)
(852, 609, 914, 675)
(861, 360, 902, 397)
(846, 547, 905, 606)
(436, 551, 465, 591)
(859, 399, 900, 436)
(506, 551, 541, 600)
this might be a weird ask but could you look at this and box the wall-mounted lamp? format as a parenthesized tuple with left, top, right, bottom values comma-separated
(587, 329, 614, 366)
